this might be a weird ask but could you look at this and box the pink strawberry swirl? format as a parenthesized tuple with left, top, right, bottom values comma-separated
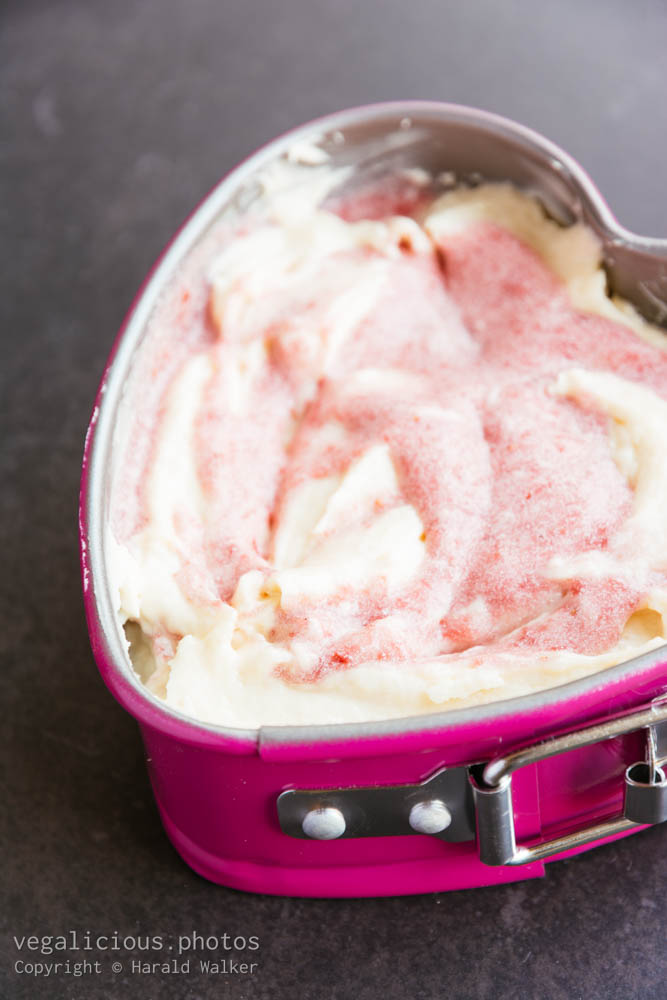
(110, 180, 667, 722)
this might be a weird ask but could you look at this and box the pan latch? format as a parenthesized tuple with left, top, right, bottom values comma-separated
(277, 765, 475, 842)
(472, 697, 667, 866)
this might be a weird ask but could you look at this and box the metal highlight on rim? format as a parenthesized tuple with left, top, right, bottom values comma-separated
(80, 101, 667, 747)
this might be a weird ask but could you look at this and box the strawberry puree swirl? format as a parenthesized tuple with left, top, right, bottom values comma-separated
(109, 179, 667, 726)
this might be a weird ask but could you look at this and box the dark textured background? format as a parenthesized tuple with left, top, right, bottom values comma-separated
(2, 1, 667, 998)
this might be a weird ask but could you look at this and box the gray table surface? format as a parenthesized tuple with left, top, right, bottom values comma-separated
(2, 1, 666, 998)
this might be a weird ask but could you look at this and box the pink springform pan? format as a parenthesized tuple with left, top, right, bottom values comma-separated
(80, 103, 667, 897)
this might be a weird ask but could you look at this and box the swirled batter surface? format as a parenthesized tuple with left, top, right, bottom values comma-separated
(109, 179, 667, 726)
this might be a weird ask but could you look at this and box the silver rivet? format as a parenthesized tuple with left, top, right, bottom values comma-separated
(302, 807, 346, 840)
(409, 799, 452, 835)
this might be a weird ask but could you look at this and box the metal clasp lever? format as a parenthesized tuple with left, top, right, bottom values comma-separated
(471, 698, 667, 867)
